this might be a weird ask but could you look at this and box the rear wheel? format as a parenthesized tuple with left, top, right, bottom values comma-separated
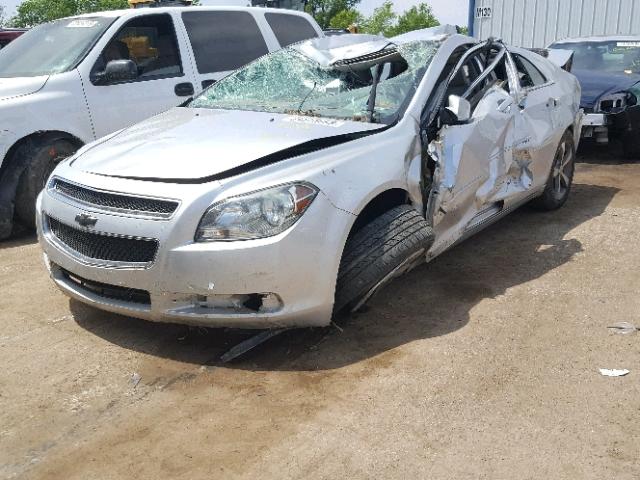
(531, 130, 575, 211)
(14, 138, 78, 229)
(334, 205, 435, 314)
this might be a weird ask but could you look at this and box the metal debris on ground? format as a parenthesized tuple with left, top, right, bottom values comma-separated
(130, 372, 142, 387)
(598, 368, 630, 377)
(607, 322, 638, 335)
(220, 329, 288, 363)
(51, 315, 73, 324)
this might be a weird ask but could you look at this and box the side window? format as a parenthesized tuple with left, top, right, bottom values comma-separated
(91, 14, 182, 85)
(513, 54, 547, 88)
(264, 13, 318, 47)
(182, 11, 269, 74)
(445, 54, 488, 108)
(446, 60, 480, 98)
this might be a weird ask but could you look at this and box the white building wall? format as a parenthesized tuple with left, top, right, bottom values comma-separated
(472, 0, 640, 47)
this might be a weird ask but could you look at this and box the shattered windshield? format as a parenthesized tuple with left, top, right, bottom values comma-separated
(551, 40, 640, 74)
(190, 40, 440, 124)
(0, 17, 115, 78)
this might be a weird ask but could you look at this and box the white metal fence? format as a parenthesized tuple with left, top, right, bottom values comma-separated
(470, 0, 640, 48)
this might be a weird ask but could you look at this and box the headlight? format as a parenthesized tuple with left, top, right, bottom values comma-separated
(195, 183, 318, 242)
(597, 92, 636, 112)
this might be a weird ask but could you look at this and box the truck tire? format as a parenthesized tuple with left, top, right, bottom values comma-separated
(530, 130, 575, 211)
(622, 132, 640, 160)
(14, 138, 78, 229)
(334, 204, 434, 314)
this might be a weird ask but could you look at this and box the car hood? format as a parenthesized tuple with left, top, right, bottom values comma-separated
(71, 108, 384, 182)
(0, 75, 48, 101)
(572, 69, 640, 109)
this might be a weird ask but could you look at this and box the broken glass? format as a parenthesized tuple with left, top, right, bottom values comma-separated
(190, 40, 441, 124)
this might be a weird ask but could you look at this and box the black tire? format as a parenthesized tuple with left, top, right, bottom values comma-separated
(530, 130, 575, 211)
(622, 132, 640, 160)
(334, 205, 435, 314)
(14, 138, 78, 229)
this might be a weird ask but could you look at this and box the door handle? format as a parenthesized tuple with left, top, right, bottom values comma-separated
(175, 82, 194, 97)
(547, 98, 559, 108)
(201, 79, 216, 89)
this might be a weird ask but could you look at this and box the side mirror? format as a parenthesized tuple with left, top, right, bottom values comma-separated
(441, 95, 472, 125)
(104, 59, 137, 83)
(518, 94, 528, 110)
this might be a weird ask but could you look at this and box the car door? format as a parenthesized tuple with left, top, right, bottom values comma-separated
(79, 12, 195, 139)
(180, 10, 272, 93)
(426, 43, 521, 250)
(509, 51, 559, 188)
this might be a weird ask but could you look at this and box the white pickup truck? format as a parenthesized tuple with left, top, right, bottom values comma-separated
(0, 6, 321, 237)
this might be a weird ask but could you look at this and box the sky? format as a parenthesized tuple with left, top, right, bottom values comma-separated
(1, 0, 469, 27)
(359, 0, 468, 27)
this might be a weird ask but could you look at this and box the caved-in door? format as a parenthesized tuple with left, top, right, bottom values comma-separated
(425, 42, 542, 257)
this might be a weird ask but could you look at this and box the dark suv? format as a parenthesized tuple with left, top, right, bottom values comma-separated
(550, 36, 640, 158)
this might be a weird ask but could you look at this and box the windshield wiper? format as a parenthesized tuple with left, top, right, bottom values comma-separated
(367, 64, 382, 123)
(297, 81, 317, 114)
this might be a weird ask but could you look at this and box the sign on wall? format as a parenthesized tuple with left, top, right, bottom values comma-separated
(475, 6, 492, 19)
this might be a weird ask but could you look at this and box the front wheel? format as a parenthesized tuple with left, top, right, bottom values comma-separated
(622, 131, 640, 160)
(530, 130, 575, 211)
(15, 138, 79, 229)
(334, 205, 435, 314)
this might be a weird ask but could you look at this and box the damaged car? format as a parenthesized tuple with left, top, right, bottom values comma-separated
(37, 27, 582, 329)
(550, 36, 640, 158)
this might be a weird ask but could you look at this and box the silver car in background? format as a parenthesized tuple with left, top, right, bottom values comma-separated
(37, 27, 582, 329)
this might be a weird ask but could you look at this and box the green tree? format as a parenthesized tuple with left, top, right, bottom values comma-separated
(306, 0, 360, 29)
(0, 6, 5, 27)
(360, 1, 395, 36)
(11, 0, 128, 27)
(328, 8, 362, 30)
(387, 3, 439, 36)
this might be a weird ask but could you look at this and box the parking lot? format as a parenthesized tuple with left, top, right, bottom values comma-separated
(2, 146, 639, 479)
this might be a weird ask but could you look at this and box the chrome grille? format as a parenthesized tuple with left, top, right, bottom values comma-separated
(52, 179, 178, 217)
(47, 216, 158, 264)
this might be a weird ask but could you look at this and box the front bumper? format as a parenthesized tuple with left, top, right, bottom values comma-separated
(581, 113, 609, 143)
(581, 105, 640, 144)
(37, 173, 353, 329)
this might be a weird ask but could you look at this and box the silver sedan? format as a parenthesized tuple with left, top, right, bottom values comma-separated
(37, 27, 582, 329)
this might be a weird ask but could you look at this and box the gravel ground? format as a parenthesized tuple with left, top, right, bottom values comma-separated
(1, 148, 639, 479)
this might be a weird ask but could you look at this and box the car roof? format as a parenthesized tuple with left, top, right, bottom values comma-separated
(553, 35, 640, 44)
(71, 6, 314, 19)
(293, 25, 472, 61)
(391, 24, 463, 43)
(289, 27, 477, 72)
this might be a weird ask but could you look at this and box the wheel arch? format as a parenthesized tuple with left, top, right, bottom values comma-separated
(0, 130, 84, 239)
(1, 130, 84, 179)
(347, 188, 412, 239)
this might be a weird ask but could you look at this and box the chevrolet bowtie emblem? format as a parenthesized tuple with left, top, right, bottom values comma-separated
(75, 213, 98, 228)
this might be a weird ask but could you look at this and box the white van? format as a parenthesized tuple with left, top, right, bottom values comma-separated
(0, 6, 322, 236)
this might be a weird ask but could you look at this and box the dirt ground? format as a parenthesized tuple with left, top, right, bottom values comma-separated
(1, 147, 639, 480)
